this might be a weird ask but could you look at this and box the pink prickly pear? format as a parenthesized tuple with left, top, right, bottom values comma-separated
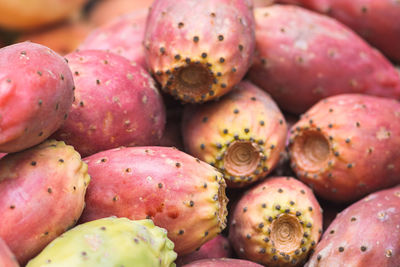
(182, 81, 287, 187)
(0, 42, 74, 153)
(53, 50, 166, 157)
(80, 146, 228, 256)
(248, 5, 400, 114)
(144, 0, 256, 103)
(0, 140, 90, 265)
(176, 235, 232, 266)
(229, 177, 323, 266)
(289, 94, 400, 203)
(0, 238, 18, 267)
(306, 186, 400, 267)
(79, 9, 148, 67)
(182, 258, 263, 267)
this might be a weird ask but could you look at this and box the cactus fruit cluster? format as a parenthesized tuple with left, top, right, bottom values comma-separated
(144, 0, 256, 103)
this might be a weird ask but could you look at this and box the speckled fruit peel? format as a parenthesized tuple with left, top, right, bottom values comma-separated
(306, 186, 400, 267)
(248, 5, 400, 114)
(80, 9, 148, 67)
(176, 235, 231, 266)
(26, 217, 177, 267)
(0, 140, 90, 265)
(289, 94, 400, 203)
(144, 0, 255, 103)
(53, 50, 165, 157)
(182, 258, 263, 267)
(229, 177, 323, 266)
(0, 42, 74, 153)
(278, 0, 400, 63)
(80, 146, 228, 255)
(0, 238, 19, 267)
(182, 81, 287, 187)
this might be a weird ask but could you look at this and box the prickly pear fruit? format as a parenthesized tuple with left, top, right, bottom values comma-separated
(0, 140, 90, 265)
(79, 9, 148, 67)
(289, 94, 400, 203)
(53, 50, 165, 157)
(229, 177, 323, 267)
(0, 0, 88, 31)
(80, 146, 228, 255)
(144, 0, 255, 103)
(176, 235, 231, 266)
(27, 217, 177, 267)
(278, 0, 400, 63)
(182, 81, 287, 187)
(248, 5, 400, 114)
(0, 238, 19, 267)
(0, 42, 74, 153)
(89, 0, 154, 26)
(182, 258, 263, 267)
(306, 186, 400, 267)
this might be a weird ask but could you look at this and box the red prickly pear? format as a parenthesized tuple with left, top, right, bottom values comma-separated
(79, 9, 148, 67)
(176, 235, 232, 266)
(0, 140, 90, 265)
(0, 42, 74, 153)
(144, 0, 256, 103)
(0, 238, 18, 267)
(248, 5, 400, 114)
(229, 177, 323, 267)
(306, 186, 400, 267)
(182, 258, 263, 267)
(53, 50, 166, 157)
(80, 146, 228, 256)
(182, 81, 287, 187)
(277, 0, 400, 63)
(289, 94, 400, 203)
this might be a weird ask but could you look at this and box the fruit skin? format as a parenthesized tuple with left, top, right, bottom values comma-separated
(26, 217, 177, 267)
(0, 140, 90, 265)
(289, 94, 400, 203)
(306, 186, 400, 267)
(182, 81, 287, 187)
(0, 238, 19, 267)
(277, 0, 400, 63)
(79, 9, 148, 67)
(0, 0, 88, 30)
(229, 177, 323, 267)
(182, 258, 263, 267)
(144, 0, 255, 103)
(53, 50, 165, 157)
(248, 5, 400, 114)
(80, 146, 228, 255)
(176, 235, 232, 266)
(0, 42, 74, 153)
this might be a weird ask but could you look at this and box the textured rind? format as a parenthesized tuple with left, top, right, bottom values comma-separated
(182, 258, 264, 267)
(81, 146, 228, 255)
(0, 140, 90, 265)
(0, 42, 74, 153)
(26, 217, 177, 267)
(0, 0, 87, 30)
(0, 238, 19, 267)
(144, 0, 255, 102)
(278, 0, 400, 63)
(182, 81, 287, 187)
(80, 9, 148, 67)
(248, 5, 400, 114)
(229, 177, 323, 266)
(17, 21, 92, 56)
(306, 186, 400, 267)
(289, 94, 400, 203)
(53, 50, 165, 157)
(176, 235, 231, 266)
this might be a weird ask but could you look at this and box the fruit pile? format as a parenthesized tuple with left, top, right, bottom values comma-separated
(1, 0, 400, 266)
